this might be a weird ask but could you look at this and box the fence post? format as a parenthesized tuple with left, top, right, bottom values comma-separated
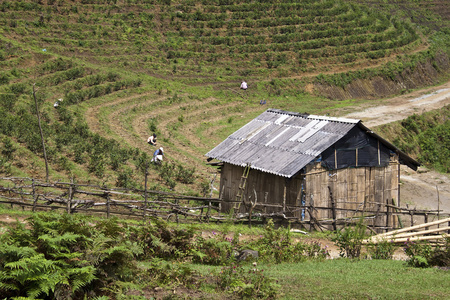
(385, 199, 391, 232)
(329, 187, 337, 231)
(424, 213, 429, 231)
(410, 209, 415, 227)
(67, 178, 74, 214)
(144, 163, 148, 221)
(32, 179, 38, 212)
(106, 192, 110, 219)
(374, 203, 381, 232)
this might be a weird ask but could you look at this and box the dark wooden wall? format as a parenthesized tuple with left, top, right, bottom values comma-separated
(219, 156, 400, 224)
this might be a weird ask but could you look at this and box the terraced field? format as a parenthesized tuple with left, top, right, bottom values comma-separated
(1, 0, 449, 194)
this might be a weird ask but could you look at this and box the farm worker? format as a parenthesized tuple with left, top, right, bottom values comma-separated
(53, 98, 63, 108)
(151, 147, 164, 164)
(240, 81, 248, 90)
(147, 133, 157, 146)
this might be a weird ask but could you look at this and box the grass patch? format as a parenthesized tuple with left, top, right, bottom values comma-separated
(266, 259, 450, 299)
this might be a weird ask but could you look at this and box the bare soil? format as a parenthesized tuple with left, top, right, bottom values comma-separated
(342, 81, 450, 127)
(342, 81, 450, 214)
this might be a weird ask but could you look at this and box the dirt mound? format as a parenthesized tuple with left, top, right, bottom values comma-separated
(314, 52, 450, 100)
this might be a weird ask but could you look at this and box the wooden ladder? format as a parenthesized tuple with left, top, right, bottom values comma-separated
(233, 164, 251, 211)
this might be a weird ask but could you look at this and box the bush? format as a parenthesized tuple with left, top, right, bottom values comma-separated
(250, 219, 329, 263)
(428, 237, 450, 267)
(158, 162, 177, 189)
(367, 239, 397, 259)
(176, 164, 196, 184)
(215, 263, 280, 299)
(191, 235, 235, 265)
(404, 237, 450, 268)
(132, 218, 195, 260)
(332, 220, 367, 259)
(403, 240, 433, 268)
(0, 213, 142, 299)
(146, 258, 199, 288)
(1, 137, 16, 160)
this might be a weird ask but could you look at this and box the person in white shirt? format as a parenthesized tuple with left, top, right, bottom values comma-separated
(151, 147, 164, 164)
(240, 81, 248, 90)
(147, 133, 157, 146)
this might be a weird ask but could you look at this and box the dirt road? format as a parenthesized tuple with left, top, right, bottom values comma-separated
(344, 81, 450, 213)
(344, 81, 450, 127)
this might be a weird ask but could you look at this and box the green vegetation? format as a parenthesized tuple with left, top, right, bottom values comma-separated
(376, 105, 450, 173)
(0, 0, 448, 193)
(0, 210, 449, 299)
(265, 259, 450, 299)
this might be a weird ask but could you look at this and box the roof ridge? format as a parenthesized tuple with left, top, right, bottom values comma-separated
(266, 109, 360, 124)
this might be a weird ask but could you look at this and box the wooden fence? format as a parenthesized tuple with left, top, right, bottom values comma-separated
(0, 177, 448, 232)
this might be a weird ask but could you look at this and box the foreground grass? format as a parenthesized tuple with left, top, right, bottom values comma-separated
(193, 259, 450, 300)
(1, 208, 449, 299)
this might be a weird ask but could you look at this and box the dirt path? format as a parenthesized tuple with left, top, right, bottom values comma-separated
(343, 81, 450, 127)
(342, 81, 450, 213)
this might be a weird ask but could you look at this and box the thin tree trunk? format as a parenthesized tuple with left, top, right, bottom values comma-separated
(33, 84, 49, 182)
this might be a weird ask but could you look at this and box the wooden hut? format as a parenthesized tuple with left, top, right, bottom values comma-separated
(206, 109, 420, 227)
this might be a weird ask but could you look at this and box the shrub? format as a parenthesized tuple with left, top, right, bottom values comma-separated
(332, 220, 367, 259)
(191, 235, 234, 265)
(0, 72, 9, 84)
(215, 263, 280, 299)
(367, 239, 397, 259)
(115, 166, 136, 189)
(403, 240, 433, 268)
(132, 218, 195, 260)
(158, 162, 177, 189)
(176, 164, 196, 184)
(428, 237, 450, 267)
(1, 137, 16, 160)
(403, 237, 450, 268)
(146, 258, 199, 288)
(0, 213, 142, 299)
(250, 219, 329, 263)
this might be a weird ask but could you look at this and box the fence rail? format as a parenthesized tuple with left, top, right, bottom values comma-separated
(0, 177, 448, 232)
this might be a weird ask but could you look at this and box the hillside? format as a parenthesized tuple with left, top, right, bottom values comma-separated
(1, 0, 450, 194)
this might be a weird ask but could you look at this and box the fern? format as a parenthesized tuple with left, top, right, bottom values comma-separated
(0, 212, 148, 298)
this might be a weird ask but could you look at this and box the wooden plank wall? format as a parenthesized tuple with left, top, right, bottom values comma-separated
(220, 156, 400, 226)
(304, 160, 400, 223)
(219, 164, 302, 214)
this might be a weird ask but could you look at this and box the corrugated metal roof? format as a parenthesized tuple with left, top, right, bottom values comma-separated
(206, 109, 360, 178)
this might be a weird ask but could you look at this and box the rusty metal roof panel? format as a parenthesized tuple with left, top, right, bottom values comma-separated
(206, 109, 361, 177)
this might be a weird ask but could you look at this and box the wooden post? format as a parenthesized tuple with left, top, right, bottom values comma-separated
(248, 189, 257, 229)
(175, 198, 179, 224)
(391, 198, 403, 228)
(374, 203, 381, 232)
(106, 192, 110, 218)
(144, 163, 148, 221)
(32, 179, 38, 212)
(67, 178, 74, 214)
(264, 192, 268, 215)
(437, 186, 440, 228)
(424, 213, 429, 231)
(334, 148, 337, 169)
(397, 163, 401, 208)
(385, 199, 391, 232)
(377, 140, 381, 166)
(329, 186, 337, 231)
(218, 185, 224, 218)
(410, 208, 415, 227)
